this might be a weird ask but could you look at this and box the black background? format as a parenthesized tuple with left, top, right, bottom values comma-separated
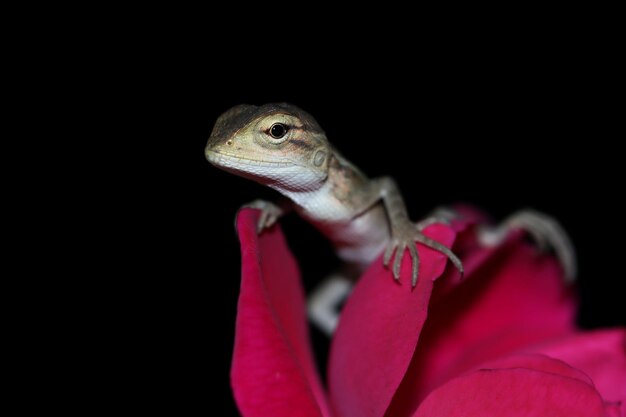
(137, 44, 624, 416)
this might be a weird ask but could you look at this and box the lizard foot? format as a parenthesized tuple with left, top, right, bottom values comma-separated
(308, 274, 353, 336)
(241, 199, 284, 234)
(384, 220, 464, 287)
(478, 209, 577, 282)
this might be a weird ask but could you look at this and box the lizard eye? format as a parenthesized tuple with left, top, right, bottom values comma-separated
(269, 123, 288, 139)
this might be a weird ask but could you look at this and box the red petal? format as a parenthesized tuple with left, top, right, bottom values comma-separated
(527, 329, 626, 416)
(328, 223, 461, 417)
(231, 209, 333, 417)
(477, 353, 595, 385)
(385, 239, 578, 416)
(413, 361, 613, 417)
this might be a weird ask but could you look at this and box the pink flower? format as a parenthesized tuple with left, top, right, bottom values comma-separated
(231, 208, 626, 417)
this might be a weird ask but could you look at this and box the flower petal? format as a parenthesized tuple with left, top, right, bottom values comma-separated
(328, 219, 472, 417)
(477, 353, 595, 385)
(413, 362, 613, 417)
(385, 238, 578, 416)
(231, 209, 333, 417)
(527, 329, 626, 416)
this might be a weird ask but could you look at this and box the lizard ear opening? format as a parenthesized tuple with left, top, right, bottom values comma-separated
(313, 149, 327, 167)
(311, 148, 330, 181)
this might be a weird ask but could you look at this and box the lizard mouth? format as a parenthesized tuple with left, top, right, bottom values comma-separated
(206, 150, 294, 168)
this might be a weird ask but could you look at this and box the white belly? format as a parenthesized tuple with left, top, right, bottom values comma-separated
(284, 182, 390, 267)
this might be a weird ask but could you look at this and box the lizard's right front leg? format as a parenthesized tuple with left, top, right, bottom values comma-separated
(240, 199, 291, 233)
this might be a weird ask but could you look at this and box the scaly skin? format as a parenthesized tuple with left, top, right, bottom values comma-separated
(205, 103, 463, 286)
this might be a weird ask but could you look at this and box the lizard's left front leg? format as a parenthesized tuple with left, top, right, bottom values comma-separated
(371, 177, 463, 287)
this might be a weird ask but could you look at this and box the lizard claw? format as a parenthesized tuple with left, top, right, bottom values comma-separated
(393, 241, 406, 280)
(408, 241, 420, 286)
(383, 240, 397, 276)
(384, 219, 463, 287)
(241, 199, 284, 234)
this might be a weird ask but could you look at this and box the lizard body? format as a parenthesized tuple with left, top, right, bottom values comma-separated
(206, 103, 462, 284)
(206, 103, 577, 334)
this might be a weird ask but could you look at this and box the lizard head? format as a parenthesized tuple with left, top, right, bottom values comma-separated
(205, 103, 331, 191)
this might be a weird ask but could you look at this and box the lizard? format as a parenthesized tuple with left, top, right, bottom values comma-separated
(205, 103, 577, 334)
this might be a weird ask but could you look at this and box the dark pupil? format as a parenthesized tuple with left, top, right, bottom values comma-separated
(270, 123, 287, 138)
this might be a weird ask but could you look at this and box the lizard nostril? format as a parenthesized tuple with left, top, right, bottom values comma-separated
(227, 139, 233, 146)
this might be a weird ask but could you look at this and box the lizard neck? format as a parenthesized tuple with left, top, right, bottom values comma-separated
(275, 179, 332, 211)
(274, 151, 369, 223)
(274, 151, 390, 266)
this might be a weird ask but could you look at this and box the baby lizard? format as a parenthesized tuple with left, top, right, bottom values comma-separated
(205, 103, 576, 333)
(205, 103, 463, 286)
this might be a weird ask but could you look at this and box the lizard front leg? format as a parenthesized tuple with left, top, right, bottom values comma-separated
(371, 177, 463, 287)
(240, 199, 291, 233)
